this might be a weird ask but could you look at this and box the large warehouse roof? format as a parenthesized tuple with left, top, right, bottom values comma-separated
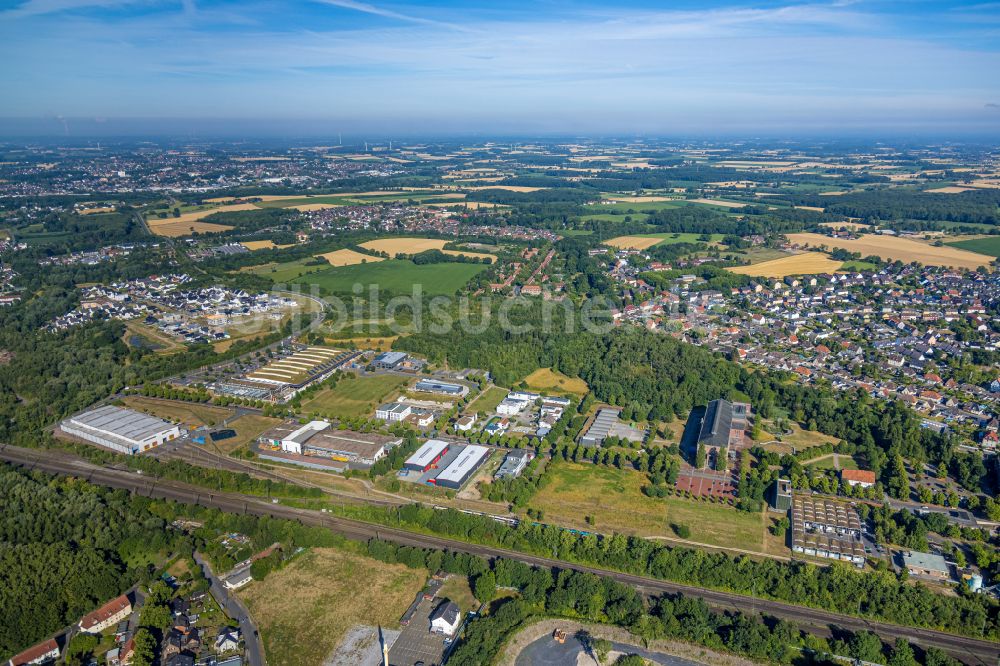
(435, 445, 490, 485)
(405, 439, 449, 468)
(70, 405, 175, 443)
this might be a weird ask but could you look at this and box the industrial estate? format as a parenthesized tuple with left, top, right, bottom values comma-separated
(3, 130, 1000, 666)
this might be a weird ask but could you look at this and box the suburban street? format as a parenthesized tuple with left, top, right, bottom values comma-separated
(192, 551, 266, 666)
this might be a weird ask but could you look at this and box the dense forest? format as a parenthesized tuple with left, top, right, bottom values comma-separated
(0, 466, 182, 658)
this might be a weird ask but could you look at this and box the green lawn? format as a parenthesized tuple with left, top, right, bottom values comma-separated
(839, 259, 878, 271)
(590, 200, 688, 214)
(529, 461, 775, 553)
(300, 374, 412, 419)
(946, 237, 1000, 258)
(241, 258, 330, 282)
(466, 386, 509, 415)
(292, 259, 487, 295)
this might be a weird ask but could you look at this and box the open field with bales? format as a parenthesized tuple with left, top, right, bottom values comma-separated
(299, 374, 412, 419)
(522, 367, 589, 396)
(240, 547, 427, 666)
(318, 248, 385, 267)
(787, 232, 994, 270)
(729, 252, 843, 277)
(292, 259, 487, 295)
(529, 461, 776, 553)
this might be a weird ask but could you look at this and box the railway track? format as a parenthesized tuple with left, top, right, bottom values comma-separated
(1, 444, 996, 665)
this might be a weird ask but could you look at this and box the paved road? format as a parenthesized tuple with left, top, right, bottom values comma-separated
(1, 444, 996, 666)
(192, 551, 266, 666)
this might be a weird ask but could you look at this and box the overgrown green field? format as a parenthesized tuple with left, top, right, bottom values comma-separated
(300, 374, 411, 419)
(529, 461, 776, 553)
(292, 259, 487, 295)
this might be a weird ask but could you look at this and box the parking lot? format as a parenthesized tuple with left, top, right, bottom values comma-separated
(387, 597, 448, 666)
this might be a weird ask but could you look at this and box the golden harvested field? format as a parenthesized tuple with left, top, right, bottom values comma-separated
(148, 221, 233, 237)
(819, 221, 869, 230)
(925, 186, 974, 194)
(241, 240, 294, 251)
(523, 367, 589, 396)
(240, 548, 427, 666)
(145, 202, 256, 236)
(463, 185, 543, 192)
(729, 252, 843, 277)
(360, 237, 495, 260)
(689, 198, 747, 208)
(787, 232, 994, 270)
(317, 248, 385, 267)
(78, 207, 116, 215)
(604, 235, 664, 250)
(794, 205, 826, 212)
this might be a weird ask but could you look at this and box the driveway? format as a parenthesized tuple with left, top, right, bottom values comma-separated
(193, 552, 266, 666)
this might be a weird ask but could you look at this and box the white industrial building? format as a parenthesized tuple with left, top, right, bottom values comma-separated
(61, 405, 180, 455)
(432, 445, 490, 489)
(403, 439, 450, 472)
(376, 402, 412, 422)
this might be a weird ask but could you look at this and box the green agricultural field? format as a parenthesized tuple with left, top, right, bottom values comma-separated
(241, 258, 329, 282)
(946, 236, 1000, 258)
(292, 259, 487, 296)
(642, 232, 725, 246)
(300, 374, 411, 419)
(529, 461, 777, 553)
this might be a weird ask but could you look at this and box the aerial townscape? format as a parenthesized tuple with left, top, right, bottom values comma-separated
(2, 2, 1000, 666)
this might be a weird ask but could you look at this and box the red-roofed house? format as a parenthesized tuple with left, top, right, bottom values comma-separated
(7, 638, 59, 666)
(841, 469, 877, 488)
(79, 594, 132, 634)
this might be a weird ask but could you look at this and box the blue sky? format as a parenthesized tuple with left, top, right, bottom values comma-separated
(1, 0, 999, 135)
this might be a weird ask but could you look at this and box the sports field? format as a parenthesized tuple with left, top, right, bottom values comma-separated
(522, 367, 588, 396)
(946, 236, 1000, 258)
(530, 461, 772, 552)
(292, 259, 487, 295)
(240, 547, 426, 666)
(299, 374, 411, 419)
(317, 248, 385, 267)
(729, 252, 843, 277)
(788, 232, 993, 270)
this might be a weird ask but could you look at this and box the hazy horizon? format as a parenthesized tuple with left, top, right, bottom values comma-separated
(2, 0, 1000, 137)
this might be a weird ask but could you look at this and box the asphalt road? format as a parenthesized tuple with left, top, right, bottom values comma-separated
(2, 444, 996, 666)
(192, 552, 266, 666)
